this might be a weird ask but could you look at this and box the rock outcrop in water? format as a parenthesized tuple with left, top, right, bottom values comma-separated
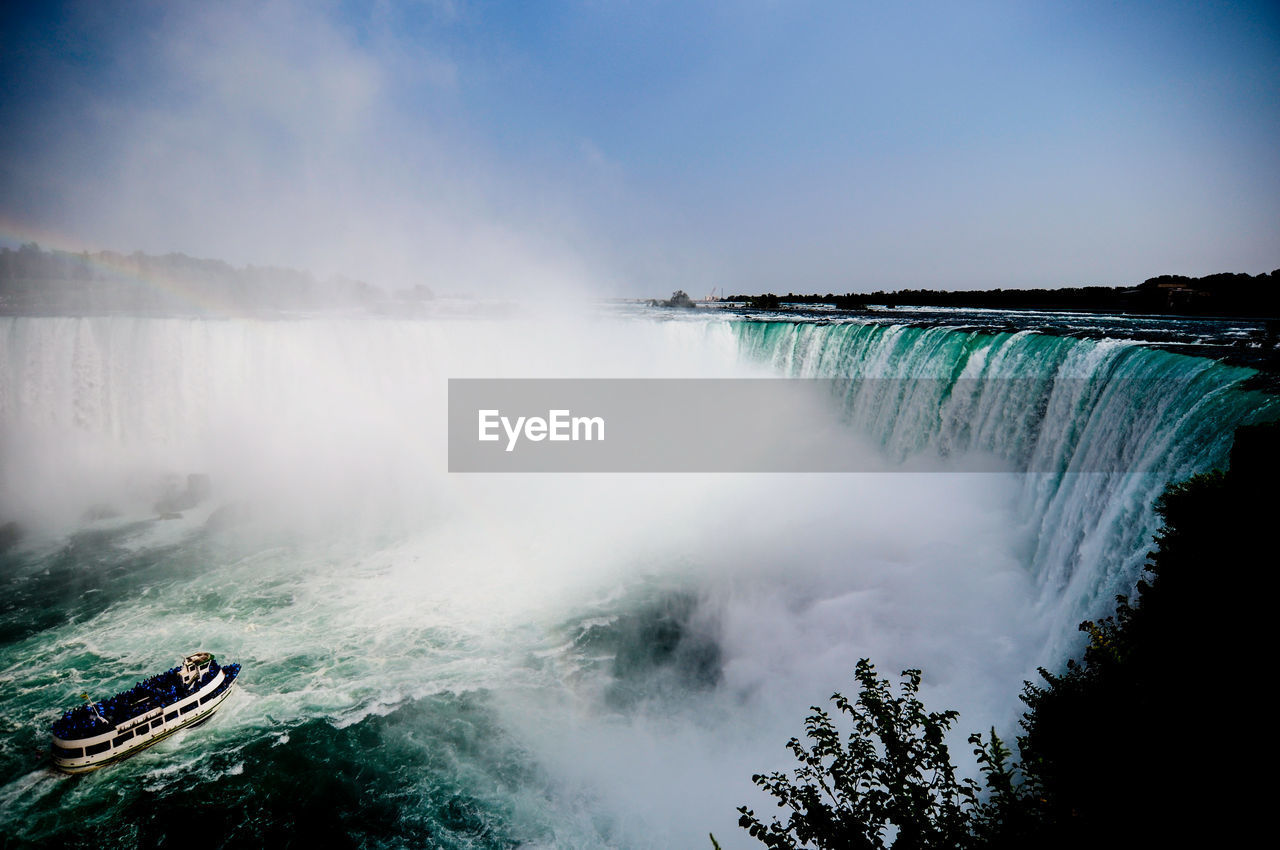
(204, 501, 256, 532)
(81, 504, 121, 521)
(0, 520, 21, 553)
(154, 473, 212, 514)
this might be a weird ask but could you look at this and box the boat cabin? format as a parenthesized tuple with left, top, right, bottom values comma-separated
(179, 651, 214, 688)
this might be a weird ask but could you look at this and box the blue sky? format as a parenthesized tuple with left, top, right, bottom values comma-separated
(1, 0, 1277, 294)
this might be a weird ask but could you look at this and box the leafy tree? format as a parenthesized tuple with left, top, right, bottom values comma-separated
(964, 729, 1039, 849)
(738, 659, 983, 849)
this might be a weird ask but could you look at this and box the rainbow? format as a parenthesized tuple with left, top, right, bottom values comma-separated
(0, 214, 256, 319)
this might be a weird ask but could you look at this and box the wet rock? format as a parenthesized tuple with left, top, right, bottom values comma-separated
(155, 473, 213, 513)
(82, 503, 120, 521)
(0, 520, 23, 552)
(204, 501, 255, 532)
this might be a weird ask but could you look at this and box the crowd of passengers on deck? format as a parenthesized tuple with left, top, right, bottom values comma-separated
(51, 662, 223, 740)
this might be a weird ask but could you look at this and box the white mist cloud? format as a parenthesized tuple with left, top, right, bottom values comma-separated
(30, 1, 607, 296)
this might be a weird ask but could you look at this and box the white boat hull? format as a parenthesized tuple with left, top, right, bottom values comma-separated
(52, 668, 237, 774)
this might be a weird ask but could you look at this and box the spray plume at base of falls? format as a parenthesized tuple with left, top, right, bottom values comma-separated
(0, 312, 1273, 848)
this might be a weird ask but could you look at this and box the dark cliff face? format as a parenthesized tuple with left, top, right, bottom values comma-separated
(1013, 418, 1279, 847)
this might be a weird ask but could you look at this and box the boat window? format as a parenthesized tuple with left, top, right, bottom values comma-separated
(180, 703, 197, 714)
(113, 730, 134, 746)
(85, 741, 111, 756)
(164, 712, 177, 722)
(152, 718, 164, 729)
(51, 743, 84, 758)
(200, 692, 218, 704)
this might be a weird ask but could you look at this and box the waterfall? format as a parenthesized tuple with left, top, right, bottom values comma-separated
(1, 312, 1276, 848)
(730, 319, 1276, 652)
(3, 313, 1273, 641)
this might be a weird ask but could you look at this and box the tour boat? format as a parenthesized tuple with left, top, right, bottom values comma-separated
(50, 651, 240, 773)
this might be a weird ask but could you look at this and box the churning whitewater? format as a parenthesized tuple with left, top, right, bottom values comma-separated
(0, 311, 1274, 848)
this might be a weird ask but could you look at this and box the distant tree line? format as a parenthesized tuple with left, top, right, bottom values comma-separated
(729, 418, 1277, 849)
(725, 292, 867, 310)
(726, 270, 1280, 317)
(648, 289, 698, 308)
(0, 243, 425, 316)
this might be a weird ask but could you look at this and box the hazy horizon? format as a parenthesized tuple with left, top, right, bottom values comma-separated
(2, 1, 1277, 297)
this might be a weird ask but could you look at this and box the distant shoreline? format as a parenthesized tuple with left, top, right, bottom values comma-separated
(716, 270, 1280, 320)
